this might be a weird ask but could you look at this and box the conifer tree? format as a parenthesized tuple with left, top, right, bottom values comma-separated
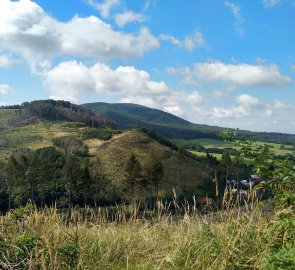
(125, 154, 142, 199)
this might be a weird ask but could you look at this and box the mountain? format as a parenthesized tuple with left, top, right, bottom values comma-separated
(0, 103, 211, 199)
(82, 102, 191, 127)
(82, 102, 295, 145)
(82, 102, 222, 140)
(1, 100, 115, 130)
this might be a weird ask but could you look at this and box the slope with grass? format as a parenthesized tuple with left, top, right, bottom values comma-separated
(0, 107, 211, 198)
(85, 129, 211, 197)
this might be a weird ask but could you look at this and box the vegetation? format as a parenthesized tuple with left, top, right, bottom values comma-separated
(0, 101, 294, 268)
(0, 199, 294, 269)
(83, 102, 295, 145)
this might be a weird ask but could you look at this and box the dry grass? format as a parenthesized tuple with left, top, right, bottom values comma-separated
(1, 200, 291, 270)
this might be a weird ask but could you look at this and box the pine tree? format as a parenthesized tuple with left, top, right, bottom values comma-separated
(90, 156, 102, 208)
(62, 154, 81, 207)
(125, 154, 142, 199)
(79, 158, 92, 207)
(5, 155, 19, 210)
(145, 154, 164, 198)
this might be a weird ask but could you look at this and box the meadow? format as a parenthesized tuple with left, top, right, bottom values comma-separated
(0, 199, 294, 270)
(186, 138, 295, 160)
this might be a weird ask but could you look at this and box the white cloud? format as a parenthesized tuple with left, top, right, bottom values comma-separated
(210, 105, 249, 119)
(168, 61, 291, 88)
(195, 94, 276, 120)
(159, 31, 206, 52)
(291, 64, 295, 72)
(0, 84, 11, 95)
(262, 0, 280, 8)
(43, 60, 202, 116)
(224, 1, 244, 36)
(236, 94, 263, 109)
(272, 100, 294, 110)
(0, 54, 15, 68)
(213, 90, 228, 99)
(86, 0, 120, 18)
(115, 11, 147, 28)
(0, 0, 159, 69)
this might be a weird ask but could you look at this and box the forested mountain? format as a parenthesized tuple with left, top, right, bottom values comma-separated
(83, 102, 295, 145)
(1, 100, 115, 129)
(0, 103, 216, 211)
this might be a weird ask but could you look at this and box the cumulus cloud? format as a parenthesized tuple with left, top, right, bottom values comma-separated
(262, 0, 280, 8)
(236, 94, 263, 109)
(115, 11, 147, 27)
(43, 60, 202, 116)
(0, 0, 159, 69)
(272, 100, 294, 110)
(291, 64, 295, 72)
(0, 84, 11, 95)
(195, 94, 276, 119)
(224, 1, 244, 36)
(213, 90, 229, 99)
(0, 54, 15, 68)
(159, 31, 206, 52)
(168, 61, 291, 88)
(86, 0, 119, 18)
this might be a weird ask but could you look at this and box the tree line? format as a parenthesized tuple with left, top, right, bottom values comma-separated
(0, 100, 116, 129)
(0, 142, 165, 213)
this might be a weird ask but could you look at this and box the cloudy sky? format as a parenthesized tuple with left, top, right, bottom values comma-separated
(0, 0, 295, 133)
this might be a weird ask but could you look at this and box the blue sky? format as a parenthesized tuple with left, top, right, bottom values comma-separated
(0, 0, 295, 133)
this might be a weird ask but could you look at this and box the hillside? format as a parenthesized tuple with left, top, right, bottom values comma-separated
(1, 100, 115, 130)
(84, 129, 211, 198)
(83, 102, 295, 145)
(0, 107, 211, 199)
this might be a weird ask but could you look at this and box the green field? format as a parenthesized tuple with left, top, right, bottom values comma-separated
(190, 138, 295, 156)
(0, 109, 17, 126)
(190, 150, 223, 160)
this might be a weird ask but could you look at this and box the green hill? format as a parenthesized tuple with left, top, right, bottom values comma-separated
(85, 129, 211, 198)
(0, 105, 211, 200)
(82, 102, 295, 146)
(1, 100, 115, 130)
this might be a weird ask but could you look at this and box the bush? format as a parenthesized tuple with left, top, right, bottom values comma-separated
(58, 243, 79, 268)
(82, 128, 113, 140)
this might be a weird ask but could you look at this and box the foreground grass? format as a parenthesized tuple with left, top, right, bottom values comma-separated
(0, 202, 294, 270)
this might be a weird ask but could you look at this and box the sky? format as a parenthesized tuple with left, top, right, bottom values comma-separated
(0, 0, 295, 133)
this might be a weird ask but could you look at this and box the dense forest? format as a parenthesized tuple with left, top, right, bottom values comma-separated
(83, 102, 295, 146)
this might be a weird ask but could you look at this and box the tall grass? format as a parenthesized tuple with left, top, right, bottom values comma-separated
(0, 199, 294, 269)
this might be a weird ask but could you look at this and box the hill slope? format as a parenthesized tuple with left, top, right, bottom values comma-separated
(82, 102, 222, 139)
(85, 129, 211, 198)
(0, 108, 211, 198)
(1, 100, 115, 130)
(83, 102, 295, 145)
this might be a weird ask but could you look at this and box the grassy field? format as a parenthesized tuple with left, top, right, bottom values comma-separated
(0, 202, 293, 270)
(0, 120, 94, 161)
(0, 109, 17, 126)
(0, 121, 72, 159)
(190, 150, 223, 160)
(189, 138, 295, 156)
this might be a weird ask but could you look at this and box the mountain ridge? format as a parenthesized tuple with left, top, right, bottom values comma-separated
(82, 102, 295, 145)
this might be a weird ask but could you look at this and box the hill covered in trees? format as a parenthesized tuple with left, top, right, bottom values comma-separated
(83, 102, 295, 145)
(0, 104, 214, 212)
(1, 100, 115, 130)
